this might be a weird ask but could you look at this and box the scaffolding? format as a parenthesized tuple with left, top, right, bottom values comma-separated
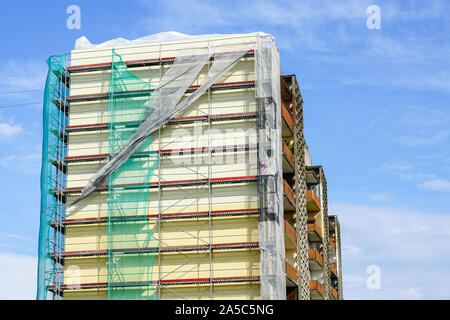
(36, 33, 342, 300)
(37, 54, 69, 300)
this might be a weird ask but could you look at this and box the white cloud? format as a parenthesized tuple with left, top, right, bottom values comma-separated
(343, 244, 361, 254)
(0, 252, 37, 299)
(368, 192, 392, 202)
(0, 60, 46, 111)
(418, 178, 450, 192)
(405, 288, 422, 299)
(379, 162, 413, 172)
(0, 152, 41, 175)
(0, 122, 22, 138)
(0, 60, 46, 91)
(393, 130, 449, 147)
(398, 105, 448, 127)
(0, 232, 31, 242)
(138, 0, 372, 50)
(134, 0, 450, 91)
(332, 202, 450, 299)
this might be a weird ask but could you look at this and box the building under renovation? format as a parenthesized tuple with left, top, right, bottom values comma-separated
(37, 32, 343, 300)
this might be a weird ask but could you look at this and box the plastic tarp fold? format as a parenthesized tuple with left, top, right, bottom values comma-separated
(70, 49, 249, 206)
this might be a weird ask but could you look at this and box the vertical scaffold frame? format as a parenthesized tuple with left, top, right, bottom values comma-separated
(37, 54, 69, 300)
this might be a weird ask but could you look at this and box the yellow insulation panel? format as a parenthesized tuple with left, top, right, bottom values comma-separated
(69, 58, 254, 97)
(65, 215, 259, 252)
(67, 119, 258, 158)
(65, 183, 259, 220)
(63, 283, 260, 300)
(64, 249, 260, 286)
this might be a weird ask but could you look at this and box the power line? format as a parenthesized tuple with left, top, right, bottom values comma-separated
(0, 102, 42, 109)
(0, 89, 43, 95)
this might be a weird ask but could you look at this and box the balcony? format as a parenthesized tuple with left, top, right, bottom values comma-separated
(309, 280, 324, 300)
(284, 221, 297, 249)
(286, 287, 298, 300)
(281, 102, 293, 135)
(307, 219, 322, 242)
(282, 141, 295, 173)
(306, 190, 321, 212)
(330, 262, 337, 277)
(306, 169, 319, 184)
(281, 76, 293, 103)
(308, 249, 323, 271)
(283, 180, 296, 210)
(331, 286, 338, 300)
(329, 237, 336, 252)
(285, 260, 298, 286)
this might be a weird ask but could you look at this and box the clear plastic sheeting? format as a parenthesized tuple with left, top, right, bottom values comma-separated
(255, 34, 286, 300)
(75, 32, 196, 50)
(70, 49, 250, 205)
(74, 31, 271, 50)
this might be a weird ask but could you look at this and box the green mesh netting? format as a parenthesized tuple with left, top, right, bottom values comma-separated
(107, 49, 159, 299)
(37, 54, 67, 300)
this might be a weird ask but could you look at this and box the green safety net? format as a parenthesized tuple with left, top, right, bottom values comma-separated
(37, 54, 67, 300)
(107, 49, 159, 299)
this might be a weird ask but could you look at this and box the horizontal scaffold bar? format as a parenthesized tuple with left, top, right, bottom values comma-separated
(67, 80, 255, 103)
(64, 143, 257, 164)
(48, 275, 260, 292)
(67, 50, 255, 74)
(54, 175, 259, 202)
(52, 208, 259, 227)
(51, 241, 259, 258)
(65, 111, 257, 134)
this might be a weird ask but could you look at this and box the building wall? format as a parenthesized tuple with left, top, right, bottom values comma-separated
(41, 33, 342, 300)
(62, 35, 266, 299)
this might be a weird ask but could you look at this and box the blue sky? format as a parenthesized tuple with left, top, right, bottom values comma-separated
(0, 0, 449, 299)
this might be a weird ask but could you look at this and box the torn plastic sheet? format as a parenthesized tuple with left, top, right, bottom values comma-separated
(70, 49, 249, 206)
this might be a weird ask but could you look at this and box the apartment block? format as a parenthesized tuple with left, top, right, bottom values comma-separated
(37, 32, 343, 300)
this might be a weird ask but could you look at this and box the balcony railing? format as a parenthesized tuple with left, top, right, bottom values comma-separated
(330, 262, 337, 277)
(281, 102, 293, 132)
(331, 286, 338, 299)
(283, 180, 296, 209)
(307, 219, 322, 242)
(329, 237, 336, 251)
(284, 220, 297, 246)
(309, 280, 324, 299)
(308, 249, 323, 268)
(282, 141, 295, 171)
(285, 260, 298, 283)
(306, 190, 321, 212)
